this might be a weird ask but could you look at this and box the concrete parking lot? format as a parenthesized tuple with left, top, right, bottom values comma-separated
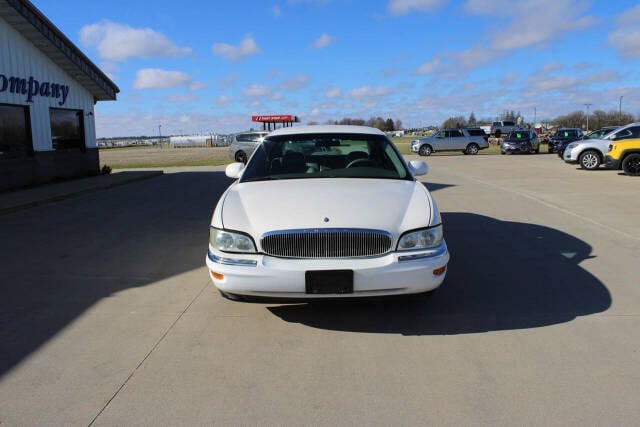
(1, 154, 639, 425)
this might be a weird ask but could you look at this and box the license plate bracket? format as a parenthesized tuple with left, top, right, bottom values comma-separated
(305, 270, 353, 294)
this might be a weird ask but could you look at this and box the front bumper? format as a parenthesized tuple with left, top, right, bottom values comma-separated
(205, 243, 449, 299)
(605, 155, 621, 169)
(502, 144, 531, 153)
(563, 148, 579, 163)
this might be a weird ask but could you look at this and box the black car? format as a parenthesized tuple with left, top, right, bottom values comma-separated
(548, 128, 584, 155)
(500, 129, 540, 154)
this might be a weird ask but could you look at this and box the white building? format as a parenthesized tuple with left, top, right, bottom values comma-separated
(0, 0, 118, 191)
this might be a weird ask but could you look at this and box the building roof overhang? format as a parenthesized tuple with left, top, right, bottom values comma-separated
(0, 0, 119, 101)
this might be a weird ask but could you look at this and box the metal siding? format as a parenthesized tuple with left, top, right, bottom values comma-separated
(0, 16, 96, 151)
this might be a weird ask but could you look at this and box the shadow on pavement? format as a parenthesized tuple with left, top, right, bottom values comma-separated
(268, 212, 612, 335)
(0, 171, 233, 378)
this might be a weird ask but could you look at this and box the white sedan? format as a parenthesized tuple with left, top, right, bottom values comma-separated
(206, 125, 449, 300)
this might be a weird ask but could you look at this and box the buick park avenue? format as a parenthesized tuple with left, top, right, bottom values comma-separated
(206, 125, 449, 301)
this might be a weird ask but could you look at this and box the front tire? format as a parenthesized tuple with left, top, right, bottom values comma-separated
(579, 150, 600, 170)
(235, 151, 248, 164)
(419, 145, 432, 156)
(465, 143, 479, 155)
(622, 154, 640, 176)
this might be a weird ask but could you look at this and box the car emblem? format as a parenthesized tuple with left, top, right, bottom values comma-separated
(323, 217, 330, 223)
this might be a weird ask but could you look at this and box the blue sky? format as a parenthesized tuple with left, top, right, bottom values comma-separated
(33, 0, 640, 138)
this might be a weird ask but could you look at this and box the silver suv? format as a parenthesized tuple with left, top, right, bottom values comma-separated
(411, 128, 489, 156)
(563, 122, 640, 170)
(228, 131, 269, 163)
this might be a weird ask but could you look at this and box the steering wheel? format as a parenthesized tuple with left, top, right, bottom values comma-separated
(346, 158, 375, 168)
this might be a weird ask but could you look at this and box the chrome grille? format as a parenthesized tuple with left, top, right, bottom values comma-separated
(261, 228, 393, 258)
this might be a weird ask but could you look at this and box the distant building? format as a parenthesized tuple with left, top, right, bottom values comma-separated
(0, 0, 119, 191)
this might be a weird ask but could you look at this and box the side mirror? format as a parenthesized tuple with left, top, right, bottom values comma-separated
(225, 162, 245, 179)
(408, 160, 428, 176)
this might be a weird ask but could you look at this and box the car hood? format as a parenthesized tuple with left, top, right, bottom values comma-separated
(215, 178, 435, 241)
(571, 138, 611, 151)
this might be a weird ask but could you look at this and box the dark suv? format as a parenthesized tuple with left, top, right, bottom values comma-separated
(548, 128, 584, 155)
(500, 129, 540, 154)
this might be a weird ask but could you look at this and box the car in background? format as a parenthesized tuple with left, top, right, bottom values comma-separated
(207, 125, 449, 300)
(500, 129, 540, 154)
(585, 126, 619, 140)
(228, 131, 269, 163)
(490, 121, 521, 138)
(563, 122, 640, 170)
(410, 128, 489, 156)
(605, 138, 640, 176)
(548, 128, 584, 155)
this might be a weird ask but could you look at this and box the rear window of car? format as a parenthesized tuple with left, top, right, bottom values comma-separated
(505, 131, 529, 141)
(467, 129, 486, 136)
(236, 133, 266, 142)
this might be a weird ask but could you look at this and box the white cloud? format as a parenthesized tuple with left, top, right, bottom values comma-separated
(242, 84, 273, 98)
(500, 72, 518, 85)
(168, 94, 197, 103)
(326, 87, 342, 98)
(212, 35, 260, 61)
(279, 75, 310, 90)
(348, 86, 391, 98)
(215, 96, 234, 106)
(188, 81, 208, 91)
(312, 33, 333, 49)
(609, 5, 640, 59)
(133, 69, 191, 90)
(217, 73, 238, 89)
(388, 0, 447, 15)
(526, 75, 577, 91)
(80, 21, 191, 61)
(464, 0, 594, 51)
(414, 58, 440, 75)
(541, 62, 563, 73)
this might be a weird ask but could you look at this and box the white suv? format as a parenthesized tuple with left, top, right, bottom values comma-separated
(563, 122, 640, 170)
(228, 131, 269, 163)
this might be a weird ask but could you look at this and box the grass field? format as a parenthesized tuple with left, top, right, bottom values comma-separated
(99, 137, 505, 169)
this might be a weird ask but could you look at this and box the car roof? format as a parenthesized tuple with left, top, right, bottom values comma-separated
(267, 125, 386, 137)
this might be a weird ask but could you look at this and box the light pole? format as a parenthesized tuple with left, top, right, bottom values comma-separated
(619, 96, 624, 125)
(584, 103, 591, 131)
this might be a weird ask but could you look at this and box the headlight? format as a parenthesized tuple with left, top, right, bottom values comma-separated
(566, 143, 578, 150)
(397, 225, 443, 251)
(210, 228, 256, 253)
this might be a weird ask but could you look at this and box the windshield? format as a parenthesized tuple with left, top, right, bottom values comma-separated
(586, 128, 615, 139)
(239, 133, 411, 182)
(504, 131, 530, 142)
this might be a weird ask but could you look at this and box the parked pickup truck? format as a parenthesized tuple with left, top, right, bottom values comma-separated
(490, 121, 522, 137)
(411, 128, 489, 156)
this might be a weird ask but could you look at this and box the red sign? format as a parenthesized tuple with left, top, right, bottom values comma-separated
(252, 115, 293, 122)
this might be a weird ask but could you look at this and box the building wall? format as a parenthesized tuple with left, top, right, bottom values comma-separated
(0, 15, 100, 190)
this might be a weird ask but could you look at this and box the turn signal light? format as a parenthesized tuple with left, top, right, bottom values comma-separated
(433, 265, 446, 276)
(211, 271, 224, 281)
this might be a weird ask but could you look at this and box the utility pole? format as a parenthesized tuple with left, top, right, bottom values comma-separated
(584, 103, 591, 131)
(158, 124, 162, 149)
(619, 96, 624, 125)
